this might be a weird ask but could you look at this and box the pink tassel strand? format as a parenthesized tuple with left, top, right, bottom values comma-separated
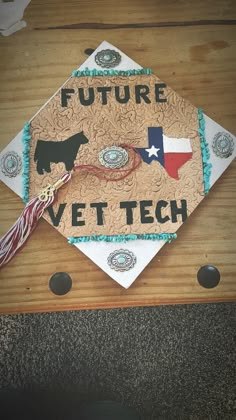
(0, 172, 72, 268)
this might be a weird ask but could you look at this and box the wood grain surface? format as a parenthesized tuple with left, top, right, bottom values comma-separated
(0, 0, 235, 314)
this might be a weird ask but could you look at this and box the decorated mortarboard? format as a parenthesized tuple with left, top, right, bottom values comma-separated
(0, 41, 235, 288)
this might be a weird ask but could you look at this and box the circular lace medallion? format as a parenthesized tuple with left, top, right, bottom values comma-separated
(1, 151, 22, 177)
(107, 249, 136, 272)
(95, 49, 121, 68)
(212, 132, 234, 159)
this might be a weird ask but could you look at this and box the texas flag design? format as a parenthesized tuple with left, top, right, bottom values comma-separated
(136, 127, 193, 179)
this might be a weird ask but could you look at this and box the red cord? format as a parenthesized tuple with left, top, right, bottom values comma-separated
(73, 144, 141, 181)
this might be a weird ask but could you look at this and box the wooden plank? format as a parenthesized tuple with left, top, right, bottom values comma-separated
(1, 26, 236, 143)
(0, 21, 235, 313)
(24, 0, 236, 28)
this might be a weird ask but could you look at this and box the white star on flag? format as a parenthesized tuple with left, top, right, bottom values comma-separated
(145, 145, 160, 157)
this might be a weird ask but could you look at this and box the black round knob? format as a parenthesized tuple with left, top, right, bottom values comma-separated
(197, 265, 220, 289)
(49, 272, 72, 295)
(84, 48, 95, 56)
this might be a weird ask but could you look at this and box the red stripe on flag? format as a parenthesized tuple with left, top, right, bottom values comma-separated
(164, 152, 193, 179)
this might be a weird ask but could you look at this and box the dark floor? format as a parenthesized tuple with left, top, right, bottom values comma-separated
(0, 303, 235, 420)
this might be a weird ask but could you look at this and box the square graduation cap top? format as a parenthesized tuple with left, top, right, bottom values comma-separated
(0, 41, 235, 288)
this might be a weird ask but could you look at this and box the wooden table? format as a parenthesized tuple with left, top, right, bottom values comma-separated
(0, 0, 235, 314)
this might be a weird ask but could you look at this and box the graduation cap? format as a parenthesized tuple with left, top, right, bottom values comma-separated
(0, 41, 235, 288)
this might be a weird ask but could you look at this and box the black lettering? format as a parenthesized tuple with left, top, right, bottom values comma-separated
(90, 202, 108, 225)
(115, 86, 130, 104)
(140, 200, 154, 224)
(155, 200, 170, 224)
(72, 203, 86, 226)
(120, 201, 137, 225)
(97, 87, 112, 105)
(170, 200, 187, 223)
(135, 85, 151, 104)
(155, 83, 167, 103)
(47, 204, 66, 226)
(78, 87, 95, 106)
(61, 89, 75, 107)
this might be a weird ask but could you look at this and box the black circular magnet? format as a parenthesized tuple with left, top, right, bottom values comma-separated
(84, 48, 95, 56)
(197, 265, 220, 289)
(49, 272, 72, 295)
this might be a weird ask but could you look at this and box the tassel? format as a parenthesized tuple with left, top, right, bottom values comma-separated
(0, 172, 72, 268)
(0, 143, 141, 269)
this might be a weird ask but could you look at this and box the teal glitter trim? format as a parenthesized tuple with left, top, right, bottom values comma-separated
(198, 108, 212, 195)
(22, 122, 31, 203)
(68, 233, 177, 244)
(71, 68, 153, 77)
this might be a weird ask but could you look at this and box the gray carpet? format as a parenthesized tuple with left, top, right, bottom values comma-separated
(0, 303, 235, 419)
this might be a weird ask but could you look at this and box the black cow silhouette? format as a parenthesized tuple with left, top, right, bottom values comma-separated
(34, 131, 89, 174)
